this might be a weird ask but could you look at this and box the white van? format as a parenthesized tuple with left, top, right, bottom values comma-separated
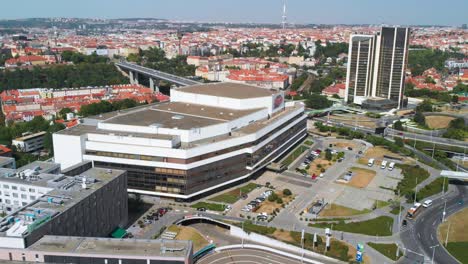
(368, 158, 375, 167)
(423, 200, 433, 208)
(388, 162, 395, 171)
(381, 160, 388, 169)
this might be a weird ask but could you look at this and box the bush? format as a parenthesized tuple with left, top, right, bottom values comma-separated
(276, 197, 283, 204)
(283, 189, 292, 196)
(268, 192, 279, 202)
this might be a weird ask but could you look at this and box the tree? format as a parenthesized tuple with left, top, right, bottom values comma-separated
(268, 192, 278, 202)
(58, 108, 73, 119)
(305, 94, 333, 109)
(283, 189, 292, 196)
(395, 137, 404, 147)
(413, 111, 426, 126)
(443, 128, 466, 140)
(448, 118, 466, 130)
(325, 149, 333, 161)
(393, 120, 404, 131)
(415, 100, 433, 112)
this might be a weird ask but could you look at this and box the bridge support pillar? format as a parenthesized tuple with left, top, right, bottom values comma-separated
(129, 71, 139, 85)
(149, 78, 159, 93)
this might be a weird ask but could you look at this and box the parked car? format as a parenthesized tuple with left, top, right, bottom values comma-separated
(347, 147, 353, 150)
(196, 207, 206, 212)
(402, 219, 407, 227)
(256, 197, 265, 202)
(241, 207, 251, 212)
(257, 215, 268, 221)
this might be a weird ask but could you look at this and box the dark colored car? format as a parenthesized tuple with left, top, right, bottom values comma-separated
(196, 207, 206, 211)
(402, 220, 407, 227)
(348, 147, 353, 150)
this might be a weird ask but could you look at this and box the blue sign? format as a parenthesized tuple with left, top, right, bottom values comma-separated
(356, 251, 363, 262)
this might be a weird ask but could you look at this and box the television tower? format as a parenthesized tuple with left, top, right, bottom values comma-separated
(282, 0, 287, 30)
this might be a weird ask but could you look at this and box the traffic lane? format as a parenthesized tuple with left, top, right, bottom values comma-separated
(413, 184, 467, 264)
(198, 249, 322, 264)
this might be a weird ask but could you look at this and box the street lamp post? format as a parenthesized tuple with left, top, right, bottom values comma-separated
(442, 200, 447, 222)
(430, 244, 440, 264)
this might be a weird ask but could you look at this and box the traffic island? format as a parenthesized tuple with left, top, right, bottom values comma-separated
(367, 242, 403, 261)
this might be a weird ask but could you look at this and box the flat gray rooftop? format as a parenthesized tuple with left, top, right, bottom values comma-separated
(29, 236, 192, 259)
(102, 108, 224, 129)
(56, 124, 174, 140)
(177, 83, 278, 99)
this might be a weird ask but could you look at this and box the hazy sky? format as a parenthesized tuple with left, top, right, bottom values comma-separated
(1, 0, 467, 26)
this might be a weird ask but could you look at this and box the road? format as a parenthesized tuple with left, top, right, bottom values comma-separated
(116, 61, 201, 86)
(399, 181, 468, 264)
(198, 248, 339, 264)
(312, 118, 468, 149)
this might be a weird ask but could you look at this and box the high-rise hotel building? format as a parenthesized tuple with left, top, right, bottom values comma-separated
(345, 27, 410, 109)
(53, 83, 307, 200)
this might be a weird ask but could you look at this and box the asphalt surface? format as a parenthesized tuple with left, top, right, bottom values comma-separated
(198, 248, 334, 264)
(399, 181, 468, 264)
(312, 117, 468, 149)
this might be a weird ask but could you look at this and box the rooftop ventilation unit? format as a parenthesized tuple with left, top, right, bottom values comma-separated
(171, 115, 184, 120)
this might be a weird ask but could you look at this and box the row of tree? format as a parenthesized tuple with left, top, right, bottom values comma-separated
(313, 40, 348, 60)
(408, 49, 465, 76)
(0, 63, 128, 90)
(61, 50, 109, 64)
(78, 98, 145, 117)
(405, 82, 459, 103)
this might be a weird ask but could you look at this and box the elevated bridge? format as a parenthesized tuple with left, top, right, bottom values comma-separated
(115, 61, 201, 91)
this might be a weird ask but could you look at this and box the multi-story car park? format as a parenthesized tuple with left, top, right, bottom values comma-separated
(1, 236, 193, 264)
(0, 167, 128, 249)
(54, 83, 307, 200)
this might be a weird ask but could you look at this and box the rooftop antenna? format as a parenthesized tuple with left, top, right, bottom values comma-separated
(282, 0, 287, 30)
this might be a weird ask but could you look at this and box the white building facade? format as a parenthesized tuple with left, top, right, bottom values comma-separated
(53, 83, 307, 200)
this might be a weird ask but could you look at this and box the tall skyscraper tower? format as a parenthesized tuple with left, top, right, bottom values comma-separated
(282, 1, 287, 30)
(345, 26, 410, 109)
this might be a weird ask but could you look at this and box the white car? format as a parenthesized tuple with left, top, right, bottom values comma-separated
(422, 200, 433, 208)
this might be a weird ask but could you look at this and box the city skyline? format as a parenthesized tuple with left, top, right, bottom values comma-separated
(0, 0, 467, 26)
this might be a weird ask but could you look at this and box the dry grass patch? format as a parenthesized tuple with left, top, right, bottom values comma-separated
(438, 208, 468, 243)
(347, 241, 372, 263)
(320, 203, 370, 217)
(347, 167, 376, 188)
(255, 192, 294, 214)
(425, 115, 456, 129)
(333, 141, 358, 149)
(272, 229, 295, 243)
(168, 225, 209, 251)
(308, 158, 335, 176)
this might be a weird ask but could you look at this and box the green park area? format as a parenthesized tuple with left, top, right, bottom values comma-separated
(309, 216, 394, 236)
(208, 183, 258, 204)
(367, 243, 402, 261)
(190, 202, 226, 212)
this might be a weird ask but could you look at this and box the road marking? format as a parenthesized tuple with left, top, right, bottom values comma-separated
(432, 220, 437, 226)
(418, 233, 421, 238)
(431, 234, 434, 240)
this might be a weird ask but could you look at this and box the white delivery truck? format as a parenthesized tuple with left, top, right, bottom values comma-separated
(388, 162, 395, 171)
(381, 160, 388, 169)
(368, 158, 375, 167)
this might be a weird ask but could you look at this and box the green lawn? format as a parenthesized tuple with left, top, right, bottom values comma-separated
(389, 206, 402, 215)
(309, 216, 394, 236)
(282, 145, 309, 166)
(304, 140, 314, 146)
(395, 164, 430, 201)
(190, 202, 225, 211)
(446, 242, 468, 264)
(240, 220, 276, 235)
(209, 183, 258, 204)
(416, 177, 448, 201)
(367, 243, 402, 261)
